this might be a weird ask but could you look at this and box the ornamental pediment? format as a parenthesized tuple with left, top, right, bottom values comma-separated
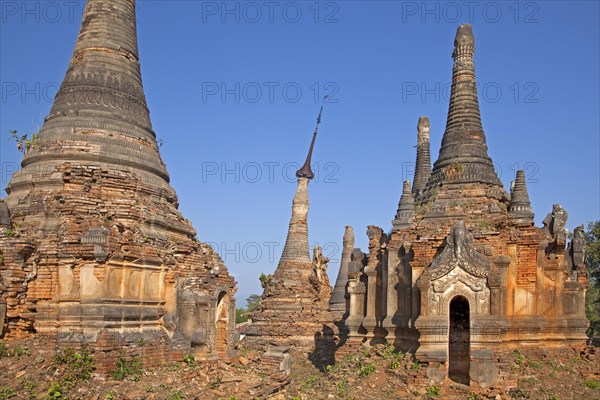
(427, 220, 492, 280)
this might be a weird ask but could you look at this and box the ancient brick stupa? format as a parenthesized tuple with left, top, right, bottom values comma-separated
(341, 24, 588, 388)
(247, 108, 334, 350)
(0, 0, 236, 363)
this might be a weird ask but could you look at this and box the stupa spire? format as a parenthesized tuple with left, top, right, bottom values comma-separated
(248, 106, 333, 349)
(509, 170, 535, 226)
(278, 106, 324, 266)
(428, 24, 502, 188)
(329, 226, 355, 318)
(392, 180, 416, 231)
(11, 0, 169, 192)
(296, 106, 323, 180)
(49, 0, 151, 130)
(412, 116, 432, 197)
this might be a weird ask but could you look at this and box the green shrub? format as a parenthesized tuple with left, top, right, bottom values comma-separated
(467, 393, 484, 400)
(111, 355, 142, 381)
(301, 375, 318, 389)
(12, 345, 29, 358)
(52, 347, 95, 387)
(169, 390, 185, 400)
(0, 387, 16, 400)
(583, 379, 599, 390)
(513, 349, 526, 365)
(410, 360, 421, 371)
(359, 363, 375, 377)
(0, 343, 7, 358)
(183, 354, 194, 365)
(45, 382, 66, 400)
(426, 385, 440, 398)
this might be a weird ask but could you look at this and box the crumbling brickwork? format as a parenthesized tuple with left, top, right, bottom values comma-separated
(0, 0, 237, 366)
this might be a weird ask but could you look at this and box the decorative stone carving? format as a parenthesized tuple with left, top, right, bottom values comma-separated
(427, 221, 491, 280)
(564, 224, 587, 276)
(571, 225, 586, 267)
(366, 226, 386, 269)
(312, 245, 329, 283)
(543, 204, 568, 242)
(348, 248, 367, 277)
(81, 228, 109, 263)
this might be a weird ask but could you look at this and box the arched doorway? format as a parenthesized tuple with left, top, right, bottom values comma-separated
(215, 291, 229, 355)
(448, 296, 470, 385)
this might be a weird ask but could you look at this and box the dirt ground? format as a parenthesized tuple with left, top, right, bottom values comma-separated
(0, 339, 598, 400)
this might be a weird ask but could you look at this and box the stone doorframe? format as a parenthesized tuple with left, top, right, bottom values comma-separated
(415, 221, 501, 386)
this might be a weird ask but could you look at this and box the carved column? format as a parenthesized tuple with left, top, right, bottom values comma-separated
(412, 266, 424, 321)
(383, 245, 399, 330)
(346, 278, 366, 338)
(362, 226, 384, 337)
(491, 256, 510, 315)
(363, 266, 378, 334)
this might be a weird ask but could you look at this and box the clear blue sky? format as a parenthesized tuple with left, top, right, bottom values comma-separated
(1, 1, 599, 305)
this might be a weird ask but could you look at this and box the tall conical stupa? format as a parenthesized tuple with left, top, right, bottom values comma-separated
(0, 0, 237, 363)
(417, 24, 509, 224)
(247, 107, 334, 350)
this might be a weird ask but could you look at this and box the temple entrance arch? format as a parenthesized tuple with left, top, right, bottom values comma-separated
(448, 295, 470, 385)
(215, 291, 229, 355)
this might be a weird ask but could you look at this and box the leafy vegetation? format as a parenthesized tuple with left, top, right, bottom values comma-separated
(111, 354, 142, 381)
(583, 378, 599, 390)
(259, 273, 273, 288)
(11, 345, 29, 358)
(584, 220, 600, 337)
(359, 363, 375, 377)
(235, 294, 261, 323)
(0, 387, 16, 400)
(52, 347, 95, 388)
(8, 130, 38, 153)
(426, 384, 440, 398)
(513, 349, 526, 365)
(44, 382, 66, 400)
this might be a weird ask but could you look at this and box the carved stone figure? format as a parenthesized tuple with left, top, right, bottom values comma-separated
(571, 225, 586, 267)
(348, 248, 366, 277)
(312, 245, 329, 283)
(543, 204, 569, 241)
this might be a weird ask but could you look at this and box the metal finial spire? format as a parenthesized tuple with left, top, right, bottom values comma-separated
(296, 98, 327, 180)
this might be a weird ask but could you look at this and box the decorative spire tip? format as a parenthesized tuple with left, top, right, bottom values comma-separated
(455, 24, 474, 47)
(417, 116, 430, 131)
(296, 101, 327, 180)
